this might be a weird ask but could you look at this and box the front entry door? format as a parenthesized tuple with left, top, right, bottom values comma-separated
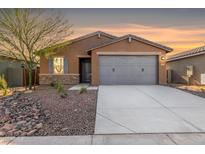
(80, 58, 91, 83)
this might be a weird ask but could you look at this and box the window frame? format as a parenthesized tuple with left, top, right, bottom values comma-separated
(53, 56, 65, 75)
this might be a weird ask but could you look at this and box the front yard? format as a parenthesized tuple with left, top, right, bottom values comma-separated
(0, 85, 97, 137)
(168, 84, 205, 99)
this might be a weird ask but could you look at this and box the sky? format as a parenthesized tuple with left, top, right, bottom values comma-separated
(55, 8, 205, 55)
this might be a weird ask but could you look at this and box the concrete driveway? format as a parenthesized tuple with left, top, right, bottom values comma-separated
(95, 85, 205, 134)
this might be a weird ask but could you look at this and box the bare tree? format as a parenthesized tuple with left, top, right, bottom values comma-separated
(0, 9, 73, 90)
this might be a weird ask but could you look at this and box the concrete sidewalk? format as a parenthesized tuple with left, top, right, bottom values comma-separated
(1, 133, 205, 145)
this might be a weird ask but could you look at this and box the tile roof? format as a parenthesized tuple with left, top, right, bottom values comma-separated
(167, 45, 205, 62)
(70, 31, 117, 43)
(36, 31, 117, 55)
(86, 34, 173, 53)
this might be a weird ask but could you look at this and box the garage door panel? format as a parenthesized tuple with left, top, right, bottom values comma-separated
(99, 65, 115, 84)
(99, 55, 157, 85)
(142, 66, 157, 73)
(99, 56, 115, 66)
(115, 66, 139, 84)
(114, 56, 138, 65)
(100, 76, 114, 84)
(140, 75, 156, 84)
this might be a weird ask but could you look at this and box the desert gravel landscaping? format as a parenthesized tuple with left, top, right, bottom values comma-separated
(168, 84, 205, 99)
(0, 85, 97, 137)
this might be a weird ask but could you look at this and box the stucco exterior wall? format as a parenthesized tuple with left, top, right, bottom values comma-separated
(167, 54, 205, 85)
(40, 35, 112, 74)
(39, 35, 113, 84)
(91, 39, 167, 85)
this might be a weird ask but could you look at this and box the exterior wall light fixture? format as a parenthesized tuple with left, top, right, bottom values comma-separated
(161, 56, 165, 60)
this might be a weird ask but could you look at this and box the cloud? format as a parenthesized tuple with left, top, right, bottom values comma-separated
(70, 24, 205, 54)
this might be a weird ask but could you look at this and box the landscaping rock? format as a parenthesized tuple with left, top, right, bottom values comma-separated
(35, 123, 43, 129)
(35, 86, 97, 136)
(0, 131, 6, 137)
(16, 120, 26, 126)
(27, 129, 37, 136)
(0, 85, 97, 136)
(60, 93, 67, 98)
(61, 127, 69, 131)
(14, 130, 22, 137)
(1, 123, 15, 131)
(43, 110, 51, 118)
(0, 93, 44, 137)
(21, 132, 27, 136)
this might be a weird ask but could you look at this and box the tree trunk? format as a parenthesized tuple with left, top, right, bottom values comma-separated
(28, 69, 33, 90)
(34, 68, 37, 90)
(23, 68, 27, 90)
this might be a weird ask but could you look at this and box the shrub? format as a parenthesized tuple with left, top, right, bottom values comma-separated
(3, 89, 8, 96)
(79, 86, 87, 94)
(0, 74, 7, 89)
(0, 74, 8, 96)
(51, 81, 67, 98)
(54, 81, 64, 93)
(201, 87, 205, 93)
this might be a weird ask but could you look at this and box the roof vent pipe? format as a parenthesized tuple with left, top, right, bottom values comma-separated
(98, 33, 101, 38)
(128, 36, 132, 43)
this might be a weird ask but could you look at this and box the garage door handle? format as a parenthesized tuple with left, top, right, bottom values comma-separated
(112, 68, 115, 72)
(141, 68, 144, 72)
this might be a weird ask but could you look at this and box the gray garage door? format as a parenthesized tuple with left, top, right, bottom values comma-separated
(99, 55, 158, 85)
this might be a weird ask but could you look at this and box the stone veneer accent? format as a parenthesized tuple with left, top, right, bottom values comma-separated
(39, 74, 80, 85)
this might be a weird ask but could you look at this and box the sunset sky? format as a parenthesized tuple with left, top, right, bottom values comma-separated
(57, 8, 205, 55)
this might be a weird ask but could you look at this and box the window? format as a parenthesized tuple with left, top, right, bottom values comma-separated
(53, 57, 64, 74)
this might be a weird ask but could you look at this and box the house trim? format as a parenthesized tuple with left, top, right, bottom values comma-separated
(96, 51, 162, 56)
(86, 34, 173, 53)
(167, 51, 205, 62)
(70, 31, 117, 44)
(39, 73, 80, 76)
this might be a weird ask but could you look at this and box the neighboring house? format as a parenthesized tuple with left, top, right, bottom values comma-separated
(0, 51, 24, 87)
(167, 45, 205, 85)
(39, 31, 173, 85)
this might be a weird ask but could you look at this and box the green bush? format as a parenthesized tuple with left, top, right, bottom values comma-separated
(0, 74, 7, 89)
(3, 89, 8, 96)
(79, 86, 87, 94)
(54, 81, 64, 93)
(0, 74, 8, 96)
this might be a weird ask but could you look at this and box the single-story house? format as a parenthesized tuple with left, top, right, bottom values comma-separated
(39, 31, 173, 85)
(167, 45, 205, 85)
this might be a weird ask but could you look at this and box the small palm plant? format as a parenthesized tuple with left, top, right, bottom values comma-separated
(0, 74, 9, 96)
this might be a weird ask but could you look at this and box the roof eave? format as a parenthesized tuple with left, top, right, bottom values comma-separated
(167, 50, 205, 62)
(167, 45, 205, 62)
(70, 31, 117, 44)
(86, 35, 173, 53)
